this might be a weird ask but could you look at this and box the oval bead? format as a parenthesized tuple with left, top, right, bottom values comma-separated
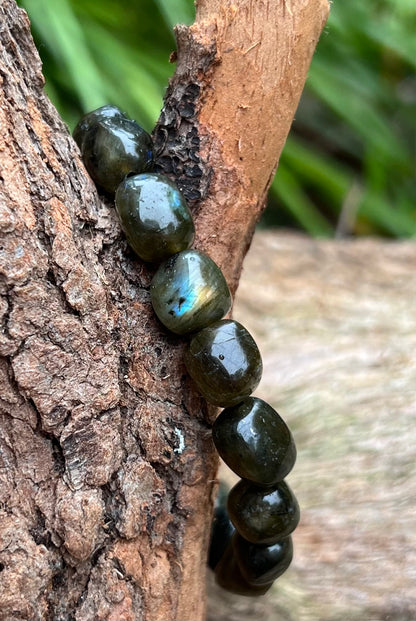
(150, 250, 231, 335)
(208, 484, 235, 571)
(74, 108, 153, 193)
(73, 105, 124, 152)
(214, 542, 273, 597)
(116, 174, 195, 263)
(184, 320, 262, 407)
(227, 479, 300, 545)
(212, 397, 296, 486)
(233, 533, 293, 586)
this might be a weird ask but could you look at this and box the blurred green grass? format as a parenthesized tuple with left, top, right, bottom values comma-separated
(19, 0, 415, 237)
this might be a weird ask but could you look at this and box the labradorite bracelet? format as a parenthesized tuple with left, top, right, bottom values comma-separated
(74, 105, 300, 597)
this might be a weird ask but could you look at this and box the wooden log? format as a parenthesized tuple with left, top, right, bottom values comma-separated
(207, 232, 416, 621)
(0, 1, 328, 620)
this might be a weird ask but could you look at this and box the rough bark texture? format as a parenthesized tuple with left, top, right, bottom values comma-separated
(154, 0, 329, 293)
(0, 1, 328, 620)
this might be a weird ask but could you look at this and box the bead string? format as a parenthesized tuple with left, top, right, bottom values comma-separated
(74, 105, 300, 597)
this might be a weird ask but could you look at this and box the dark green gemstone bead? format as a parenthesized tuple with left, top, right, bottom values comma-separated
(208, 484, 235, 571)
(212, 397, 296, 486)
(150, 250, 231, 335)
(115, 174, 195, 263)
(184, 320, 262, 407)
(73, 105, 124, 152)
(228, 479, 300, 545)
(233, 533, 293, 586)
(74, 107, 153, 193)
(214, 541, 273, 597)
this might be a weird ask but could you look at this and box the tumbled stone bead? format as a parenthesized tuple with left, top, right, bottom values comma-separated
(73, 107, 153, 193)
(228, 479, 300, 545)
(184, 320, 262, 407)
(150, 250, 231, 335)
(208, 483, 235, 571)
(214, 541, 273, 597)
(233, 533, 293, 586)
(116, 174, 195, 263)
(73, 105, 124, 152)
(212, 397, 296, 486)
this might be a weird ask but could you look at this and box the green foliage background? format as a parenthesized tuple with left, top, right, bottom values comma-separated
(19, 0, 415, 237)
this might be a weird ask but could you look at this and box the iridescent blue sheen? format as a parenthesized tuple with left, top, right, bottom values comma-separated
(150, 250, 232, 335)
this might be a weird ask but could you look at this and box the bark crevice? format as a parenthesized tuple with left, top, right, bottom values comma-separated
(0, 0, 328, 619)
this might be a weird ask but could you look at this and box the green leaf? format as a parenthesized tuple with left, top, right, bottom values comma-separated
(358, 191, 415, 237)
(80, 20, 165, 128)
(23, 0, 107, 110)
(19, 0, 415, 238)
(270, 165, 334, 237)
(154, 0, 194, 29)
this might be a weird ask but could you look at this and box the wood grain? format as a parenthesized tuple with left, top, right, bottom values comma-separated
(154, 0, 329, 293)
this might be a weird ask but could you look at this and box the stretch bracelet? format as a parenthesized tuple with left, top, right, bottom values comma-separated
(74, 104, 300, 597)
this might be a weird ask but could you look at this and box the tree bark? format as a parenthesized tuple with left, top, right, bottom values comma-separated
(0, 1, 328, 620)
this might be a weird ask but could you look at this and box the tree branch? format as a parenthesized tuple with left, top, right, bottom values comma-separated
(0, 0, 328, 619)
(155, 0, 329, 291)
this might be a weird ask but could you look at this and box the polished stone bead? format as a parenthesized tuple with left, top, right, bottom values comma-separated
(150, 251, 231, 335)
(214, 541, 273, 597)
(73, 107, 153, 193)
(233, 533, 293, 586)
(208, 484, 235, 571)
(228, 479, 300, 544)
(184, 320, 262, 407)
(73, 105, 124, 152)
(115, 174, 195, 263)
(212, 397, 296, 485)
